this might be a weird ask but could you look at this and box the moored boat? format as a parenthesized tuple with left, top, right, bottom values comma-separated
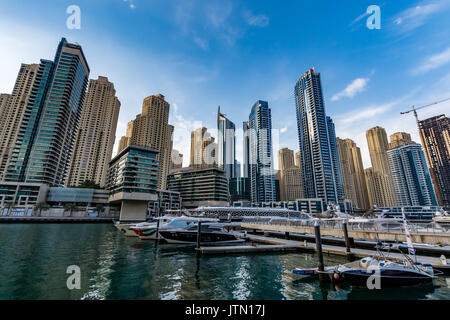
(159, 218, 243, 245)
(130, 216, 197, 239)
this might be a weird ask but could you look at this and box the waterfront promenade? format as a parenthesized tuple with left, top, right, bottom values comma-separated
(0, 216, 115, 223)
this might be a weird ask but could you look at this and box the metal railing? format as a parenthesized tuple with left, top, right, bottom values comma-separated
(241, 217, 450, 235)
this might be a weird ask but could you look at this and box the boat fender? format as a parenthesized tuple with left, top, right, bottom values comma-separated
(333, 273, 339, 280)
(360, 257, 373, 268)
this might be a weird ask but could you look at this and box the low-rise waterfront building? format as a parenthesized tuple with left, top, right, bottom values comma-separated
(0, 182, 48, 216)
(167, 166, 229, 208)
(106, 144, 160, 221)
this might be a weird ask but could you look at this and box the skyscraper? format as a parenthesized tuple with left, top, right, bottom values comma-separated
(389, 132, 412, 149)
(419, 115, 450, 209)
(294, 67, 343, 206)
(284, 166, 304, 201)
(366, 126, 396, 206)
(5, 38, 90, 186)
(278, 148, 295, 201)
(120, 94, 173, 189)
(217, 106, 236, 179)
(66, 76, 120, 188)
(245, 100, 276, 203)
(387, 142, 437, 206)
(190, 127, 217, 168)
(364, 167, 388, 208)
(117, 120, 134, 153)
(326, 116, 345, 202)
(0, 64, 40, 179)
(337, 138, 370, 211)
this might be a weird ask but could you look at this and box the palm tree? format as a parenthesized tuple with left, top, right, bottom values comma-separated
(35, 202, 50, 217)
(64, 203, 77, 217)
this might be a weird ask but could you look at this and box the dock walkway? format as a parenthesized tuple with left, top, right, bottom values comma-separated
(197, 232, 442, 265)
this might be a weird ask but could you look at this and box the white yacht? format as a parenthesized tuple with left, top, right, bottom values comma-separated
(113, 220, 156, 237)
(433, 210, 450, 230)
(130, 216, 198, 240)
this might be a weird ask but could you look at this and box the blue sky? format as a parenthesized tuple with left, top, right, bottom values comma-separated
(1, 0, 450, 169)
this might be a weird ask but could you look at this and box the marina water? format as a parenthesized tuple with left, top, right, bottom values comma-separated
(1, 223, 449, 300)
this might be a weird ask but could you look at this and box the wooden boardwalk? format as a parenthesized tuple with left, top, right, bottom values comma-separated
(197, 232, 443, 265)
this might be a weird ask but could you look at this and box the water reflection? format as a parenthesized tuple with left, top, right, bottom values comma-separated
(0, 224, 449, 300)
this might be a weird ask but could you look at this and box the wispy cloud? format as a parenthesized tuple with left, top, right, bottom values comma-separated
(333, 91, 419, 168)
(193, 37, 209, 50)
(391, 0, 450, 34)
(331, 78, 369, 101)
(412, 47, 450, 74)
(244, 12, 270, 28)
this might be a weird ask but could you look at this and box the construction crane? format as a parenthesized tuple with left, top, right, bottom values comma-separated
(400, 97, 450, 125)
(400, 97, 450, 151)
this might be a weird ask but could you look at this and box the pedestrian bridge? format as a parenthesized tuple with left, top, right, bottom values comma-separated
(240, 218, 450, 246)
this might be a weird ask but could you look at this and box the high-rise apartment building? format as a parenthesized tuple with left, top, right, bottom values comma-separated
(117, 120, 134, 154)
(419, 115, 450, 210)
(284, 166, 304, 201)
(389, 132, 412, 149)
(5, 38, 89, 186)
(190, 127, 217, 168)
(217, 106, 236, 179)
(387, 142, 437, 206)
(119, 94, 173, 189)
(66, 76, 120, 187)
(336, 138, 370, 211)
(0, 64, 40, 180)
(366, 126, 396, 206)
(245, 100, 276, 203)
(294, 67, 343, 206)
(278, 148, 296, 201)
(364, 167, 388, 208)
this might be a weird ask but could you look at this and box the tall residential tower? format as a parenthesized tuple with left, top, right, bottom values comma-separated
(5, 38, 89, 186)
(419, 115, 450, 210)
(217, 106, 236, 179)
(244, 100, 276, 203)
(66, 76, 120, 187)
(365, 126, 396, 207)
(294, 67, 343, 206)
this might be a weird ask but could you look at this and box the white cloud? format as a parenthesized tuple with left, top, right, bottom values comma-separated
(331, 78, 369, 101)
(333, 94, 416, 168)
(412, 47, 450, 74)
(391, 1, 450, 34)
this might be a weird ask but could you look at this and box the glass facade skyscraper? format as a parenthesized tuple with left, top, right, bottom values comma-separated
(244, 100, 276, 203)
(294, 67, 343, 206)
(217, 106, 236, 180)
(387, 142, 438, 206)
(6, 38, 89, 186)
